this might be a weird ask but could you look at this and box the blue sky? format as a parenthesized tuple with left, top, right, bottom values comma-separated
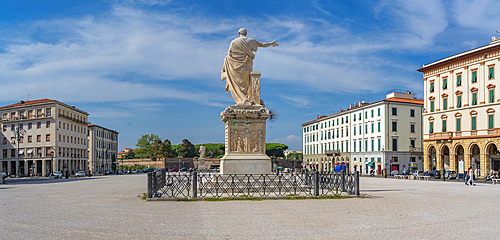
(0, 0, 499, 150)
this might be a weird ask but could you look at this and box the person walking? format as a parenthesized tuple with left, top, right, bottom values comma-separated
(466, 167, 475, 186)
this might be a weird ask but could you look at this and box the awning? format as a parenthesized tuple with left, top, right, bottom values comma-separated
(367, 162, 375, 167)
(19, 150, 24, 155)
(27, 149, 33, 154)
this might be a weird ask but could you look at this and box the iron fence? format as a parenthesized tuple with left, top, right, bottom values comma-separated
(147, 170, 359, 200)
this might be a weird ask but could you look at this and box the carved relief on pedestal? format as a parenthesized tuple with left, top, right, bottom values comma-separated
(228, 127, 264, 154)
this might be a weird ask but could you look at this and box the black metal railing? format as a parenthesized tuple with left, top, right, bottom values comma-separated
(147, 170, 359, 200)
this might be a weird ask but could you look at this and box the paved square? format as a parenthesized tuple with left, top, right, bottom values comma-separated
(1, 175, 498, 239)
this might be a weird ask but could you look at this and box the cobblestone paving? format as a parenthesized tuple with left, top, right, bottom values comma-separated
(1, 174, 499, 239)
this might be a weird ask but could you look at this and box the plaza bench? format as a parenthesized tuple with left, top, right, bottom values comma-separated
(493, 179, 500, 184)
(416, 176, 430, 181)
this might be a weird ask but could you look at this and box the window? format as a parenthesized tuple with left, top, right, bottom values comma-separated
(1, 113, 6, 120)
(489, 88, 495, 103)
(489, 114, 494, 130)
(46, 121, 50, 128)
(353, 142, 356, 152)
(430, 100, 435, 112)
(442, 119, 447, 132)
(37, 109, 42, 117)
(371, 139, 374, 151)
(489, 66, 495, 80)
(353, 127, 356, 136)
(37, 122, 41, 129)
(443, 77, 447, 89)
(378, 122, 381, 132)
(358, 113, 361, 120)
(392, 138, 398, 151)
(28, 110, 33, 119)
(337, 119, 339, 125)
(457, 74, 462, 86)
(19, 137, 23, 143)
(28, 135, 32, 142)
(392, 121, 397, 132)
(410, 109, 415, 117)
(346, 116, 348, 123)
(456, 118, 461, 132)
(378, 108, 380, 116)
(46, 134, 50, 142)
(472, 92, 477, 106)
(37, 135, 41, 142)
(371, 110, 374, 118)
(457, 95, 462, 108)
(410, 124, 415, 133)
(392, 107, 397, 116)
(410, 139, 415, 148)
(472, 116, 477, 131)
(443, 97, 448, 111)
(430, 82, 434, 92)
(365, 140, 368, 152)
(365, 125, 368, 134)
(10, 137, 15, 144)
(11, 124, 14, 131)
(429, 121, 434, 134)
(472, 70, 477, 83)
(365, 112, 367, 119)
(359, 126, 361, 135)
(378, 139, 381, 151)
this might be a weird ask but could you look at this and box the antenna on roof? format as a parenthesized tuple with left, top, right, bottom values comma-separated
(27, 95, 30, 101)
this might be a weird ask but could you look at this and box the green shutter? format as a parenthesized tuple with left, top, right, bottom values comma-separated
(430, 122, 434, 133)
(457, 95, 461, 108)
(490, 89, 495, 103)
(472, 117, 477, 131)
(378, 122, 381, 132)
(442, 120, 446, 132)
(378, 108, 380, 116)
(489, 115, 494, 129)
(457, 75, 462, 86)
(472, 71, 477, 82)
(443, 78, 447, 89)
(443, 98, 447, 110)
(430, 82, 434, 92)
(456, 118, 461, 132)
(430, 100, 434, 112)
(473, 93, 477, 106)
(489, 67, 494, 79)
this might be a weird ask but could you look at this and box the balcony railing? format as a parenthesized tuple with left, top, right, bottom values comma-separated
(425, 128, 500, 140)
(58, 114, 87, 125)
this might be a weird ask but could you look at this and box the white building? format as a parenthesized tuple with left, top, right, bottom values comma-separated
(0, 99, 89, 176)
(87, 123, 118, 173)
(302, 91, 424, 175)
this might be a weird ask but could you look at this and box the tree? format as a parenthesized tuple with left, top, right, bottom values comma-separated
(286, 152, 303, 160)
(124, 150, 135, 159)
(161, 139, 176, 158)
(111, 154, 117, 172)
(149, 139, 163, 161)
(177, 139, 195, 158)
(265, 143, 289, 159)
(194, 143, 225, 158)
(135, 134, 160, 158)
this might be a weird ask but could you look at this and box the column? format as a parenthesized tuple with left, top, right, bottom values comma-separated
(424, 154, 430, 172)
(24, 161, 29, 176)
(7, 161, 11, 175)
(480, 153, 487, 178)
(450, 154, 456, 172)
(52, 159, 57, 173)
(436, 154, 443, 171)
(464, 154, 471, 172)
(42, 160, 46, 176)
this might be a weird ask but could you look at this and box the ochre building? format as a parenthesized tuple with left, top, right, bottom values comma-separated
(418, 38, 500, 177)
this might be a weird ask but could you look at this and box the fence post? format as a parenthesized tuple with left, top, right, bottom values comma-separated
(153, 171, 157, 193)
(192, 170, 197, 199)
(147, 172, 152, 199)
(304, 169, 309, 186)
(341, 170, 345, 193)
(355, 171, 360, 196)
(313, 170, 319, 196)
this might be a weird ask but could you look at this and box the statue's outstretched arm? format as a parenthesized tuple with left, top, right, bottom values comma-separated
(258, 40, 279, 48)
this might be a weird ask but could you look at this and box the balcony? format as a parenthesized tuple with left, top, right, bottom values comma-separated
(58, 114, 87, 125)
(425, 128, 500, 141)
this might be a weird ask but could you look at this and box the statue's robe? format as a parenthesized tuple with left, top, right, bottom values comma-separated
(221, 37, 258, 107)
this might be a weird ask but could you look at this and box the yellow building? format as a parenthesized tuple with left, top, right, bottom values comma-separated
(418, 38, 500, 177)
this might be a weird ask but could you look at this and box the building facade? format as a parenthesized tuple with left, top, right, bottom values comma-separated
(418, 38, 500, 177)
(87, 123, 118, 173)
(0, 99, 89, 176)
(302, 92, 424, 175)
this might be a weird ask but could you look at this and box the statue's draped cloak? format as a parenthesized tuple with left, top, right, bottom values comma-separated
(222, 37, 256, 106)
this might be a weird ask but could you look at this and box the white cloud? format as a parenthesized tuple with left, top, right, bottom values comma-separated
(271, 135, 302, 150)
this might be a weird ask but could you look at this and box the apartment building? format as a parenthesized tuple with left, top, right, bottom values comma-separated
(88, 123, 118, 173)
(0, 99, 89, 176)
(302, 91, 424, 175)
(418, 38, 500, 177)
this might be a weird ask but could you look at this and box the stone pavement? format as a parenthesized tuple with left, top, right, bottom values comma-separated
(1, 174, 499, 239)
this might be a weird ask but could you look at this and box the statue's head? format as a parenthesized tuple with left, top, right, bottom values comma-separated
(238, 28, 247, 37)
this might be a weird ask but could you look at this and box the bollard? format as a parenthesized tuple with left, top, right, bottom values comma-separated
(383, 168, 387, 178)
(341, 170, 345, 193)
(192, 170, 197, 199)
(147, 172, 152, 199)
(354, 171, 360, 196)
(313, 171, 319, 196)
(441, 169, 445, 181)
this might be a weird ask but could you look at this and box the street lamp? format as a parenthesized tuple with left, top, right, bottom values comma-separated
(12, 125, 26, 178)
(49, 150, 54, 177)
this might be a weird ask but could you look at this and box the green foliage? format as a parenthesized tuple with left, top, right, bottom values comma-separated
(135, 134, 161, 158)
(149, 139, 163, 161)
(124, 150, 136, 159)
(286, 152, 303, 160)
(177, 139, 195, 158)
(161, 139, 176, 158)
(194, 143, 225, 158)
(265, 143, 289, 159)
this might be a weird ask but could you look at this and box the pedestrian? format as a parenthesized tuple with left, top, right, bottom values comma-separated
(466, 167, 475, 186)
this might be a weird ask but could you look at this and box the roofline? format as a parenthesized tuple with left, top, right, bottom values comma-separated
(0, 99, 89, 115)
(88, 123, 119, 134)
(417, 40, 500, 73)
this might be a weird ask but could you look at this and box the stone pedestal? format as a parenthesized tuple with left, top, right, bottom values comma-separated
(198, 157, 207, 170)
(220, 105, 271, 174)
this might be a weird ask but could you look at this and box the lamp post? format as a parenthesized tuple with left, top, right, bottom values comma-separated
(12, 125, 26, 178)
(49, 150, 54, 177)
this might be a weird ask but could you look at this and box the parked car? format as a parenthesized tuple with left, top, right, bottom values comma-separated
(180, 167, 188, 172)
(75, 171, 86, 177)
(412, 170, 424, 177)
(51, 171, 63, 179)
(445, 171, 457, 179)
(131, 169, 138, 174)
(170, 168, 179, 172)
(456, 172, 466, 180)
(143, 168, 155, 173)
(390, 170, 399, 176)
(429, 170, 439, 177)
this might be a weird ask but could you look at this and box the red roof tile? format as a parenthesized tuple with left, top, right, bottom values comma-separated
(0, 99, 57, 109)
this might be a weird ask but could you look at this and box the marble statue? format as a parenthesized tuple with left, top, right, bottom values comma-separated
(199, 143, 206, 158)
(221, 28, 278, 108)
